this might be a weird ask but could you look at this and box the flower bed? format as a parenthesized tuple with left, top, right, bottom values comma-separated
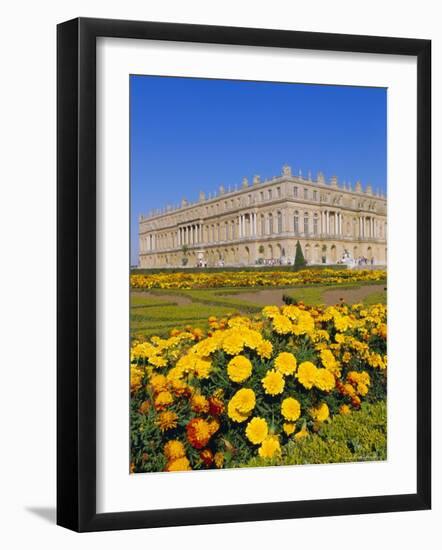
(131, 268, 386, 290)
(130, 302, 387, 473)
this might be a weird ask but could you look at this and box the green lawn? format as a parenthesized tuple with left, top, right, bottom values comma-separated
(131, 280, 386, 340)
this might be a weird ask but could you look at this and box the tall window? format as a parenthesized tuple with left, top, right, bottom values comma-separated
(313, 190, 318, 201)
(304, 212, 309, 235)
(261, 214, 265, 235)
(304, 188, 308, 200)
(268, 213, 273, 234)
(277, 187, 281, 198)
(313, 214, 318, 235)
(268, 189, 272, 200)
(294, 211, 299, 234)
(277, 211, 283, 233)
(225, 221, 229, 240)
(260, 191, 264, 201)
(294, 186, 298, 197)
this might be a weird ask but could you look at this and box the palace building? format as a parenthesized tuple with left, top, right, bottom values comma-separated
(138, 165, 387, 268)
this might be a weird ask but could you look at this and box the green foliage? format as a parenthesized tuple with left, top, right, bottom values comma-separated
(242, 401, 387, 468)
(294, 240, 307, 269)
(363, 290, 387, 306)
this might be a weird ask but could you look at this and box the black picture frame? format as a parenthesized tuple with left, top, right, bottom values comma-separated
(57, 17, 431, 532)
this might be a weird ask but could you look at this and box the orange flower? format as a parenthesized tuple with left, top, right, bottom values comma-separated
(200, 448, 214, 467)
(191, 394, 210, 414)
(208, 395, 225, 416)
(186, 418, 212, 449)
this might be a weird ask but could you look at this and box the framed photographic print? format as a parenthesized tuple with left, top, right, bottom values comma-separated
(57, 17, 431, 532)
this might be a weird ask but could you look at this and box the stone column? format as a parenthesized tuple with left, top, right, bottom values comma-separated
(326, 211, 330, 235)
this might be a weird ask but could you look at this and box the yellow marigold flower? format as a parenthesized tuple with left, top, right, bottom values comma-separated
(310, 402, 329, 422)
(343, 382, 356, 397)
(262, 369, 285, 396)
(194, 357, 212, 379)
(320, 349, 341, 376)
(258, 435, 281, 459)
(157, 411, 178, 432)
(347, 370, 370, 386)
(283, 422, 296, 436)
(154, 390, 174, 410)
(281, 304, 301, 320)
(170, 379, 189, 397)
(342, 351, 352, 363)
(227, 355, 253, 383)
(297, 361, 318, 389)
(294, 425, 309, 440)
(164, 439, 186, 460)
(214, 451, 224, 468)
(314, 368, 335, 392)
(272, 314, 293, 335)
(165, 457, 191, 472)
(208, 418, 220, 436)
(357, 382, 369, 396)
(227, 388, 256, 422)
(222, 332, 244, 355)
(149, 354, 168, 368)
(262, 305, 280, 318)
(339, 404, 351, 415)
(231, 388, 256, 413)
(191, 394, 209, 413)
(176, 354, 196, 373)
(130, 365, 144, 392)
(241, 328, 262, 350)
(227, 400, 249, 423)
(281, 397, 301, 421)
(292, 312, 315, 335)
(150, 373, 168, 394)
(334, 314, 352, 332)
(245, 417, 269, 444)
(256, 339, 273, 359)
(274, 352, 297, 376)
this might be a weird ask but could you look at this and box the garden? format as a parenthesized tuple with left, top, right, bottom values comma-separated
(130, 268, 387, 473)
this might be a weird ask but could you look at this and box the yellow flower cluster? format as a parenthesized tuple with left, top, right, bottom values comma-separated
(131, 269, 386, 290)
(130, 300, 387, 473)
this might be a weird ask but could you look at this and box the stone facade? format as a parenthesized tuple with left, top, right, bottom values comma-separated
(138, 165, 387, 268)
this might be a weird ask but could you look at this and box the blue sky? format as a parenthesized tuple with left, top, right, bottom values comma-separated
(130, 76, 386, 265)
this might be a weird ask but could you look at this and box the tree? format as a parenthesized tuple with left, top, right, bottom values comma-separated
(294, 240, 307, 269)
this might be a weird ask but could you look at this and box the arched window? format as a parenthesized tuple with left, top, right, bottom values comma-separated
(313, 214, 318, 235)
(304, 212, 309, 235)
(225, 221, 229, 241)
(261, 214, 265, 235)
(268, 213, 273, 235)
(277, 211, 283, 233)
(294, 211, 299, 234)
